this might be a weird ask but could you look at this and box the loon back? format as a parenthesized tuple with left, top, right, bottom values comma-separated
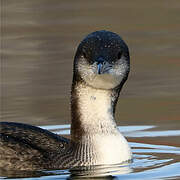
(0, 122, 69, 170)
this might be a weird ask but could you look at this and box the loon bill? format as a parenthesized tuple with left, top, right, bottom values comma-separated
(0, 30, 132, 171)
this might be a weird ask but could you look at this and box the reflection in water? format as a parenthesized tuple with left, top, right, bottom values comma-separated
(69, 163, 131, 178)
(127, 130, 180, 138)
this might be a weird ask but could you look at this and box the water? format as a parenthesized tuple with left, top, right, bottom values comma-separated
(1, 0, 180, 179)
(0, 125, 180, 179)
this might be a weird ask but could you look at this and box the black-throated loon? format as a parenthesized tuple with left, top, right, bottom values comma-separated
(0, 30, 132, 170)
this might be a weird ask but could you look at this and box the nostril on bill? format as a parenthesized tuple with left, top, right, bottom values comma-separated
(97, 63, 103, 74)
(96, 57, 105, 74)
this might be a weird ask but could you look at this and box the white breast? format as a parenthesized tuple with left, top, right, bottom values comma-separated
(92, 133, 132, 165)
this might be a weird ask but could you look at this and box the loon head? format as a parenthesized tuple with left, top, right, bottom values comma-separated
(73, 30, 130, 90)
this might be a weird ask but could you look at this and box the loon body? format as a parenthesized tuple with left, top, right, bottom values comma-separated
(0, 30, 132, 170)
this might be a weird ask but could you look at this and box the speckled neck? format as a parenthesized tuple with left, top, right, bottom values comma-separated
(70, 81, 120, 142)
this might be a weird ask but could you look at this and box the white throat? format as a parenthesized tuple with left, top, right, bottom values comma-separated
(74, 83, 117, 134)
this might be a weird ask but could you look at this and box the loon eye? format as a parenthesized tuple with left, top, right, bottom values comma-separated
(117, 51, 122, 59)
(82, 52, 87, 58)
(82, 49, 87, 59)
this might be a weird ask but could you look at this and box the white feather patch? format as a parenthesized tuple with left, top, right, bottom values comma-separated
(75, 85, 132, 164)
